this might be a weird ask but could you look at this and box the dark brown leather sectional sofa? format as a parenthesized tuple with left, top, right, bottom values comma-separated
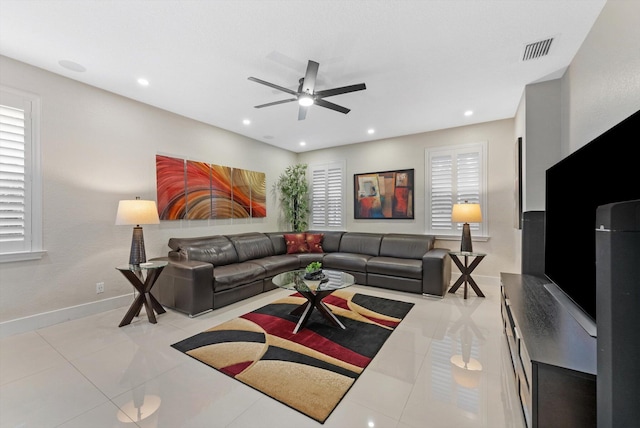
(151, 231, 451, 317)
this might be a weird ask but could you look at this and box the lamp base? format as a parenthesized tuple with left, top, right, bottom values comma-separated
(129, 226, 146, 266)
(460, 223, 473, 252)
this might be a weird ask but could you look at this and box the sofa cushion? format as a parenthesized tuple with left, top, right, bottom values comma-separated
(178, 236, 239, 266)
(367, 256, 423, 279)
(305, 233, 324, 253)
(322, 252, 372, 272)
(228, 233, 275, 262)
(213, 262, 266, 292)
(168, 235, 225, 252)
(284, 233, 309, 254)
(338, 232, 383, 256)
(266, 232, 289, 255)
(379, 234, 435, 259)
(249, 255, 300, 276)
(295, 253, 324, 267)
(308, 230, 343, 252)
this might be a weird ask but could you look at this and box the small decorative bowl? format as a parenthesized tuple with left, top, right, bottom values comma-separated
(304, 270, 323, 280)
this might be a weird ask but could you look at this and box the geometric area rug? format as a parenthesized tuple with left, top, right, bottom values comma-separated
(171, 290, 414, 423)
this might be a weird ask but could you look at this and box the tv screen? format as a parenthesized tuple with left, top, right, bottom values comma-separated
(545, 110, 640, 321)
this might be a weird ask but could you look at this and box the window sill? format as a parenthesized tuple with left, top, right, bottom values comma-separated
(0, 250, 47, 263)
(435, 235, 490, 242)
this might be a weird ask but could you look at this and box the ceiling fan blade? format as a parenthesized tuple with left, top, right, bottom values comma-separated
(254, 98, 297, 108)
(301, 60, 319, 94)
(248, 77, 298, 96)
(315, 98, 350, 114)
(298, 105, 308, 121)
(315, 83, 367, 98)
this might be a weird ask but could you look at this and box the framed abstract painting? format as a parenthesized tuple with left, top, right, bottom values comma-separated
(354, 169, 414, 219)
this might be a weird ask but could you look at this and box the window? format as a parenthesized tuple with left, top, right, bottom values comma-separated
(0, 87, 44, 262)
(309, 160, 346, 230)
(425, 142, 487, 238)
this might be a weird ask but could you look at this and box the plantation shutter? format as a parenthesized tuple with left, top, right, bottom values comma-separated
(0, 100, 29, 253)
(311, 168, 327, 227)
(426, 143, 486, 236)
(309, 161, 345, 230)
(456, 151, 481, 232)
(430, 154, 453, 230)
(0, 87, 43, 261)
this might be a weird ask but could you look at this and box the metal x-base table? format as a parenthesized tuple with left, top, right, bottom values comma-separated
(448, 251, 486, 299)
(116, 261, 167, 327)
(272, 269, 355, 334)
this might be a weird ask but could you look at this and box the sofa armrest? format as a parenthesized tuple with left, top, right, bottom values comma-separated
(422, 248, 451, 297)
(150, 256, 214, 316)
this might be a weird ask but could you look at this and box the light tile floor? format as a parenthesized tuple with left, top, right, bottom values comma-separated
(0, 285, 526, 428)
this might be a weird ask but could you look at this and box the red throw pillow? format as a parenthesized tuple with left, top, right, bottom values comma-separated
(284, 233, 309, 254)
(305, 233, 324, 253)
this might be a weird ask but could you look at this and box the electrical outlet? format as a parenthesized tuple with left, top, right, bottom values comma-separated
(96, 282, 104, 294)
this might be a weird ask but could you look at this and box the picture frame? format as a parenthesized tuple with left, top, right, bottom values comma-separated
(354, 169, 414, 219)
(515, 137, 523, 229)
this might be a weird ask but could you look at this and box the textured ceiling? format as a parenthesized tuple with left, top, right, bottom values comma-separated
(0, 0, 606, 152)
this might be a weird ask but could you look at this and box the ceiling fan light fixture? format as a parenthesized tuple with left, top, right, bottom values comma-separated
(248, 59, 366, 120)
(298, 94, 314, 107)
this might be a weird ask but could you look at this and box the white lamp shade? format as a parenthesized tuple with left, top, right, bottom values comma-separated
(115, 200, 160, 225)
(451, 203, 482, 223)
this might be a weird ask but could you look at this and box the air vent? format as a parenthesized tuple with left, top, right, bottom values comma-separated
(522, 38, 554, 61)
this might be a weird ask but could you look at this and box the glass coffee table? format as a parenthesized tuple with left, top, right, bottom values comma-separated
(272, 269, 355, 334)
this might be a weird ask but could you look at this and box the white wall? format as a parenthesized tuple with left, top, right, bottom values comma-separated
(563, 0, 640, 154)
(522, 79, 562, 212)
(298, 119, 520, 282)
(0, 56, 297, 325)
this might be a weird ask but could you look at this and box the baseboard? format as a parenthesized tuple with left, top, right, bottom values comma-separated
(0, 294, 133, 339)
(1, 275, 501, 338)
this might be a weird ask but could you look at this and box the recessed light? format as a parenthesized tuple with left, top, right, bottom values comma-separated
(137, 78, 150, 87)
(367, 128, 375, 135)
(464, 110, 473, 117)
(299, 141, 306, 146)
(243, 119, 251, 125)
(58, 60, 86, 72)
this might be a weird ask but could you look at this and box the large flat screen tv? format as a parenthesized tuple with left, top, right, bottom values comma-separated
(545, 109, 640, 322)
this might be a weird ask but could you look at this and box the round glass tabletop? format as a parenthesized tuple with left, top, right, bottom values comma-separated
(272, 269, 355, 293)
(116, 260, 168, 271)
(448, 251, 486, 257)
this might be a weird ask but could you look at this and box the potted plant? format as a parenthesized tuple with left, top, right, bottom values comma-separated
(277, 163, 309, 231)
(304, 262, 324, 284)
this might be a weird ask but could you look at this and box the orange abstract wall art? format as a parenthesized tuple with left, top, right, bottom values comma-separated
(155, 155, 266, 220)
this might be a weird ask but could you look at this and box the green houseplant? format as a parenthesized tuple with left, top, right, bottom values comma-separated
(305, 261, 322, 274)
(277, 163, 309, 231)
(304, 262, 323, 281)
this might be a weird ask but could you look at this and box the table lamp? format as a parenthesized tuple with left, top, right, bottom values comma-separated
(115, 197, 160, 265)
(451, 201, 482, 252)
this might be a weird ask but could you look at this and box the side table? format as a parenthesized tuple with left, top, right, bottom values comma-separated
(448, 252, 486, 299)
(116, 261, 168, 327)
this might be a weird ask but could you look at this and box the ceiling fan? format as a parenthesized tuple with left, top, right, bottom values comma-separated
(248, 60, 366, 120)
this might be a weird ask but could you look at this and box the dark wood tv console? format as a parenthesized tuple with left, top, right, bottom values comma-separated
(500, 273, 596, 428)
